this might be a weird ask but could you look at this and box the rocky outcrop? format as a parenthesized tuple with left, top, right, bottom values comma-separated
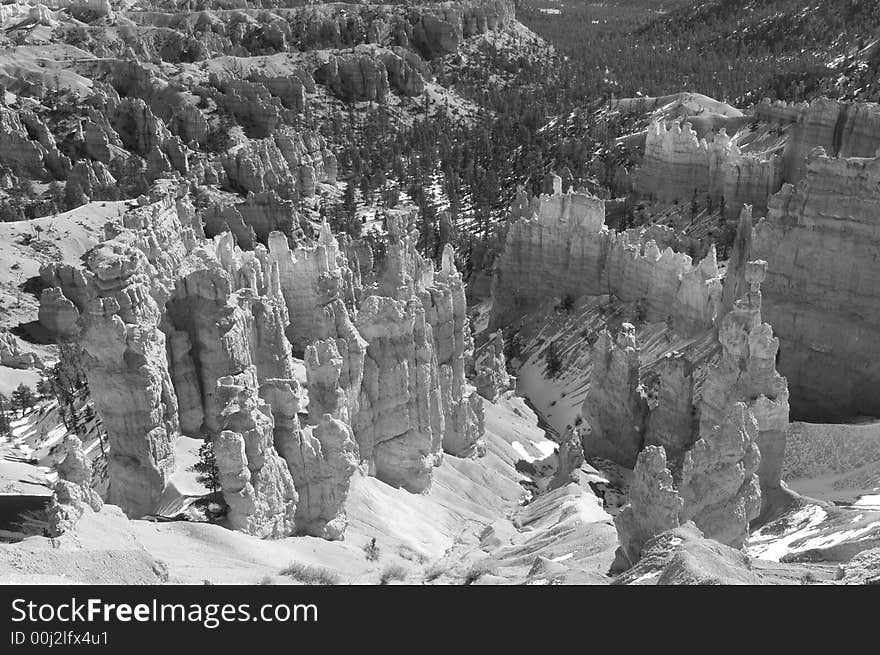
(249, 72, 309, 113)
(220, 129, 336, 198)
(220, 137, 297, 195)
(490, 189, 723, 337)
(38, 189, 296, 520)
(752, 148, 880, 421)
(170, 104, 208, 147)
(614, 445, 683, 567)
(581, 324, 648, 467)
(633, 119, 783, 218)
(472, 330, 511, 401)
(68, 159, 117, 197)
(260, 379, 358, 540)
(0, 107, 58, 179)
(39, 178, 486, 527)
(380, 213, 485, 458)
(614, 522, 763, 585)
(643, 353, 697, 465)
(298, 217, 485, 490)
(0, 330, 42, 369)
(679, 402, 762, 548)
(778, 98, 880, 183)
(39, 197, 189, 518)
(315, 52, 390, 103)
(614, 401, 762, 566)
(268, 223, 360, 353)
(379, 48, 428, 97)
(699, 260, 788, 501)
(216, 78, 282, 139)
(353, 295, 445, 492)
(48, 435, 104, 537)
(609, 263, 780, 558)
(719, 205, 754, 313)
(304, 315, 367, 425)
(409, 0, 514, 58)
(214, 373, 298, 538)
(202, 191, 296, 249)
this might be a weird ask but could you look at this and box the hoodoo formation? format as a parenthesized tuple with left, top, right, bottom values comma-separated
(1, 0, 880, 590)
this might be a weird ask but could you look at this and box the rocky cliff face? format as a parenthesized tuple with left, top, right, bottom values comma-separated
(776, 98, 880, 183)
(39, 192, 194, 518)
(634, 120, 783, 218)
(631, 98, 880, 225)
(751, 148, 880, 421)
(643, 352, 696, 465)
(48, 435, 105, 538)
(215, 373, 298, 538)
(471, 330, 511, 402)
(268, 223, 360, 354)
(581, 325, 648, 468)
(698, 259, 788, 500)
(353, 294, 445, 491)
(490, 189, 723, 337)
(0, 106, 68, 180)
(39, 187, 484, 533)
(300, 211, 484, 491)
(315, 51, 391, 103)
(37, 189, 320, 533)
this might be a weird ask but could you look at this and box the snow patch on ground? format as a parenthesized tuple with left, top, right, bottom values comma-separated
(854, 494, 880, 510)
(747, 505, 828, 562)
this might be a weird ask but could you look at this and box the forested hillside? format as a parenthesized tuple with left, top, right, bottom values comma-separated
(521, 0, 880, 105)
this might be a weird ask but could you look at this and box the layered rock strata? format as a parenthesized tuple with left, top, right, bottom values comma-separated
(698, 259, 788, 502)
(38, 191, 302, 528)
(581, 324, 648, 468)
(634, 120, 783, 218)
(215, 373, 298, 538)
(751, 148, 880, 420)
(39, 184, 485, 530)
(773, 98, 880, 183)
(39, 192, 194, 518)
(490, 189, 723, 337)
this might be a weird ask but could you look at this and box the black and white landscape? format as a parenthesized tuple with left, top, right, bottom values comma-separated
(0, 0, 878, 586)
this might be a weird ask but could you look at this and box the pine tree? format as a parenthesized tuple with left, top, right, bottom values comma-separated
(11, 383, 35, 417)
(544, 342, 563, 379)
(0, 393, 10, 437)
(190, 440, 220, 494)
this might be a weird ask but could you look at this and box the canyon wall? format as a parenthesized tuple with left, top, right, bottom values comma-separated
(751, 148, 880, 420)
(633, 120, 783, 218)
(771, 98, 880, 183)
(633, 98, 880, 224)
(489, 189, 723, 338)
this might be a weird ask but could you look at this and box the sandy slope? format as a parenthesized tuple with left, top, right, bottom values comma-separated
(0, 394, 619, 584)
